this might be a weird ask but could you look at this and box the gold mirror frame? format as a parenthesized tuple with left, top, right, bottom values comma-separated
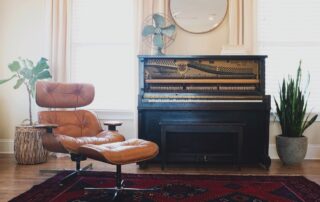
(169, 0, 228, 34)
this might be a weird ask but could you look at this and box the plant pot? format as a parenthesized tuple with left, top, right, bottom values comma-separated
(14, 126, 49, 165)
(276, 135, 307, 165)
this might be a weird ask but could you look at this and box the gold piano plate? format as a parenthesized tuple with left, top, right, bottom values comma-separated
(145, 79, 260, 84)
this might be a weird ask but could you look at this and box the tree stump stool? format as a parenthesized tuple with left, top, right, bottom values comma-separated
(14, 126, 48, 164)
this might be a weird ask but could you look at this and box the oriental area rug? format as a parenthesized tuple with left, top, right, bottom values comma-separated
(10, 171, 320, 202)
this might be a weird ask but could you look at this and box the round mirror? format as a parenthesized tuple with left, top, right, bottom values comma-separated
(170, 0, 228, 34)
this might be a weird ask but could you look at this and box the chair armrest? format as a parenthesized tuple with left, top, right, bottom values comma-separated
(103, 121, 123, 131)
(34, 124, 58, 133)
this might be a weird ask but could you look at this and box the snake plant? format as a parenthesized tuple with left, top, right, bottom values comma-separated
(274, 61, 318, 137)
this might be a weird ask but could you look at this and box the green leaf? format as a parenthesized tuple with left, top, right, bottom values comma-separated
(8, 61, 21, 72)
(302, 114, 318, 133)
(21, 59, 28, 68)
(33, 58, 49, 75)
(0, 75, 17, 85)
(36, 70, 52, 80)
(13, 78, 25, 89)
(37, 57, 49, 69)
(19, 67, 33, 79)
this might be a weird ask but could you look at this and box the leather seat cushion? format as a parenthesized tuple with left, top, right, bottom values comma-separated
(38, 110, 103, 138)
(57, 130, 125, 154)
(79, 139, 159, 165)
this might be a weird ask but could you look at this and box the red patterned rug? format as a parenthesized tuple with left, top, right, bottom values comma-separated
(10, 171, 320, 202)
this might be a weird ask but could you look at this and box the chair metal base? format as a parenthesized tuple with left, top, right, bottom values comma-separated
(40, 153, 93, 186)
(58, 163, 93, 186)
(84, 165, 159, 201)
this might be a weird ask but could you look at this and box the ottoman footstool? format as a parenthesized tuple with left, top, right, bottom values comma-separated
(79, 138, 159, 200)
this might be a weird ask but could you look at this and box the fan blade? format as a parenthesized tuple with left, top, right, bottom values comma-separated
(161, 25, 176, 37)
(153, 13, 165, 28)
(153, 33, 164, 48)
(142, 25, 156, 36)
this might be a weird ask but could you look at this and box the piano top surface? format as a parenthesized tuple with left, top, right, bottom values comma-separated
(138, 55, 268, 59)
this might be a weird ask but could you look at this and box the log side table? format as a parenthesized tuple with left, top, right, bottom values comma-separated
(14, 124, 57, 165)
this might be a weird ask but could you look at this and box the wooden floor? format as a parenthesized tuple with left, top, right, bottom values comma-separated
(1, 154, 320, 202)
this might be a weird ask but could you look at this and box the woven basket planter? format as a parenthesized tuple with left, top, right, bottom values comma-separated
(14, 126, 49, 165)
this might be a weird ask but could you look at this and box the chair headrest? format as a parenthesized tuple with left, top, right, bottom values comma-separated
(36, 81, 95, 108)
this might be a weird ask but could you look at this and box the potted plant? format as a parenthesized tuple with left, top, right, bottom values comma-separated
(0, 57, 52, 164)
(274, 61, 318, 165)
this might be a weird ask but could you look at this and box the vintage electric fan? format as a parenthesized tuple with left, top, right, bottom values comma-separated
(142, 13, 176, 55)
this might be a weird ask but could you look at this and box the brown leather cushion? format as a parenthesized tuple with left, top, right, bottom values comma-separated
(38, 110, 102, 138)
(56, 131, 125, 154)
(41, 131, 125, 154)
(79, 139, 159, 165)
(36, 81, 94, 108)
(39, 110, 125, 154)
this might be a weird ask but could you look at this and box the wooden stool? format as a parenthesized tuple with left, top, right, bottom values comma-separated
(79, 139, 159, 201)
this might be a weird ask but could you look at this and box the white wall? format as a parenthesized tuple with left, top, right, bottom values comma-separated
(0, 0, 46, 152)
(166, 14, 229, 55)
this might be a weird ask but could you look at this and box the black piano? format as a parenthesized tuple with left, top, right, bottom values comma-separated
(138, 55, 271, 169)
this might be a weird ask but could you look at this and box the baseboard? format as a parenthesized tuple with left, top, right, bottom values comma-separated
(0, 139, 14, 154)
(269, 144, 320, 160)
(2, 138, 320, 159)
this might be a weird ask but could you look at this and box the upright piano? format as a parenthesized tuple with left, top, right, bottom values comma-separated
(138, 55, 271, 169)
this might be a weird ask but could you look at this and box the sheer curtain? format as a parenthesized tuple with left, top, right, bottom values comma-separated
(45, 0, 71, 82)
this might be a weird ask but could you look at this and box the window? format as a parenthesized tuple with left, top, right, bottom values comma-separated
(257, 0, 320, 112)
(70, 0, 134, 111)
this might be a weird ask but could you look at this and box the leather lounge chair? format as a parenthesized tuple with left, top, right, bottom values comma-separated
(35, 81, 125, 186)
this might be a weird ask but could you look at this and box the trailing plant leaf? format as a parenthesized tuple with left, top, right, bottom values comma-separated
(274, 61, 317, 137)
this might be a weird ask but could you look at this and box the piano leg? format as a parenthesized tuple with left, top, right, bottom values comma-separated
(260, 155, 271, 170)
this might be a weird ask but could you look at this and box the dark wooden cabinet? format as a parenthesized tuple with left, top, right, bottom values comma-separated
(137, 55, 271, 169)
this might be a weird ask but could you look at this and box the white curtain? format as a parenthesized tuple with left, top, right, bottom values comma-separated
(221, 0, 255, 54)
(45, 0, 71, 82)
(43, 0, 71, 157)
